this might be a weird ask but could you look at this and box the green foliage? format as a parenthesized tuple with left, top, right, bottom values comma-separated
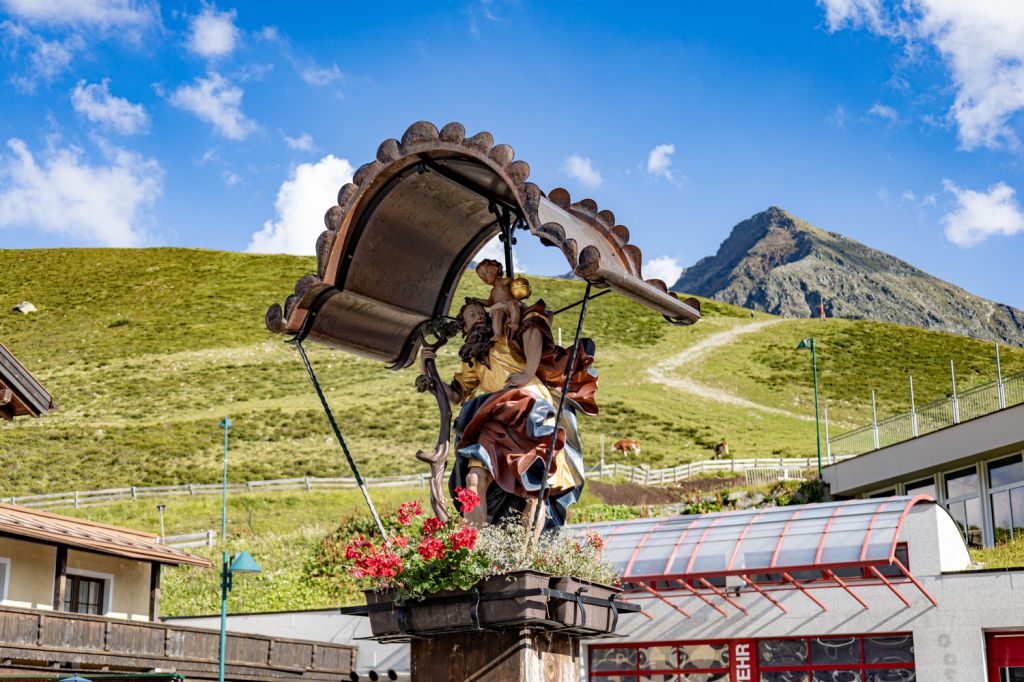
(972, 536, 1024, 569)
(571, 503, 645, 523)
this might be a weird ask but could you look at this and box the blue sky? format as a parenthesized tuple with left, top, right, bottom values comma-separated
(2, 1, 1024, 308)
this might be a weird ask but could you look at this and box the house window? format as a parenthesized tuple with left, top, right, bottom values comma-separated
(0, 557, 9, 602)
(904, 477, 937, 499)
(989, 454, 1024, 544)
(945, 466, 983, 548)
(64, 574, 106, 615)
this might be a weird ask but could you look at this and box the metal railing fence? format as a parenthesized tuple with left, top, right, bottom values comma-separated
(828, 368, 1024, 459)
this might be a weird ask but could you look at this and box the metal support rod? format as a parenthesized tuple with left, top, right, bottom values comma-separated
(871, 389, 879, 450)
(868, 565, 911, 607)
(531, 281, 593, 531)
(219, 551, 229, 682)
(218, 416, 230, 682)
(811, 338, 822, 478)
(823, 406, 832, 465)
(781, 572, 827, 611)
(950, 359, 960, 424)
(996, 343, 1006, 409)
(639, 583, 691, 618)
(698, 578, 748, 614)
(909, 375, 919, 437)
(295, 340, 389, 542)
(674, 580, 728, 618)
(550, 289, 612, 316)
(824, 568, 869, 609)
(893, 557, 938, 607)
(739, 575, 788, 614)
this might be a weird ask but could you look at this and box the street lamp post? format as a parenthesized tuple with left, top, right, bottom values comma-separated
(218, 417, 261, 682)
(796, 338, 823, 478)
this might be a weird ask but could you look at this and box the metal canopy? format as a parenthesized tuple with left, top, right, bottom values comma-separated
(572, 496, 942, 617)
(266, 121, 701, 368)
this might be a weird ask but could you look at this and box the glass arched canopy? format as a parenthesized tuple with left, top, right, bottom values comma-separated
(574, 496, 935, 582)
(266, 121, 701, 368)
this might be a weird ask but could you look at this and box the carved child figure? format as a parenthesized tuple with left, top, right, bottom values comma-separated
(472, 258, 522, 338)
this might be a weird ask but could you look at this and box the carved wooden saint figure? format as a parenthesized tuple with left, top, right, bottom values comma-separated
(469, 259, 531, 339)
(420, 298, 597, 529)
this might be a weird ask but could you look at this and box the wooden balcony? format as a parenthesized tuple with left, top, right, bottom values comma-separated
(0, 606, 356, 681)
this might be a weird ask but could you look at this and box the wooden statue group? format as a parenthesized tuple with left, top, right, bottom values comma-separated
(416, 259, 598, 532)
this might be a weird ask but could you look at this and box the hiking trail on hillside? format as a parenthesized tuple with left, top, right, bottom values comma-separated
(647, 318, 814, 421)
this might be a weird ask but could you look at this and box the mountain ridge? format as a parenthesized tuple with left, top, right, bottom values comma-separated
(672, 207, 1024, 347)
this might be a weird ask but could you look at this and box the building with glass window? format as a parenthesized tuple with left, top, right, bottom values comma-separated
(0, 503, 357, 680)
(823, 402, 1024, 548)
(576, 496, 1024, 682)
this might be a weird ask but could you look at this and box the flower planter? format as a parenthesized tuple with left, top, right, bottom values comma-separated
(363, 570, 628, 639)
(549, 576, 620, 635)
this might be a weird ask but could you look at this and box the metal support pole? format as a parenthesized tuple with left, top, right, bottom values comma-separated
(909, 376, 918, 437)
(950, 360, 960, 423)
(996, 343, 1006, 409)
(219, 552, 230, 682)
(871, 390, 879, 450)
(221, 417, 230, 546)
(532, 281, 592, 531)
(811, 338, 822, 478)
(823, 406, 832, 465)
(219, 415, 231, 682)
(157, 504, 166, 544)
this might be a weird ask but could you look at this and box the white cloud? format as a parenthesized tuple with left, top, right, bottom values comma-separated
(868, 101, 899, 122)
(283, 131, 314, 151)
(0, 136, 162, 246)
(643, 256, 684, 285)
(473, 235, 526, 274)
(826, 104, 847, 127)
(71, 79, 149, 134)
(0, 0, 159, 30)
(299, 61, 341, 86)
(222, 170, 241, 186)
(248, 155, 354, 255)
(820, 0, 1024, 150)
(646, 143, 678, 182)
(187, 6, 238, 59)
(900, 189, 916, 203)
(168, 72, 257, 140)
(0, 21, 82, 91)
(561, 154, 602, 188)
(941, 179, 1024, 247)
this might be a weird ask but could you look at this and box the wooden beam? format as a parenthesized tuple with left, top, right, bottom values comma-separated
(149, 562, 161, 622)
(52, 545, 67, 611)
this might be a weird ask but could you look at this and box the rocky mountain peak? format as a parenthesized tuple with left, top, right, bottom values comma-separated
(672, 208, 1024, 347)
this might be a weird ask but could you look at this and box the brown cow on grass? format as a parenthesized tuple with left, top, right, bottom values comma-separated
(613, 438, 641, 457)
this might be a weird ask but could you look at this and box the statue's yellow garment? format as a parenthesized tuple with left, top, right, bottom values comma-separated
(453, 337, 579, 493)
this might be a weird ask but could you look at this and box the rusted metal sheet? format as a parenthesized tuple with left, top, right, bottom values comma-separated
(266, 120, 701, 367)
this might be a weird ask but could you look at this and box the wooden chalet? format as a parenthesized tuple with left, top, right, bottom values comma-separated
(0, 504, 356, 680)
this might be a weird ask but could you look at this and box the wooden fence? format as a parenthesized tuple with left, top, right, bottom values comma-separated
(2, 456, 852, 511)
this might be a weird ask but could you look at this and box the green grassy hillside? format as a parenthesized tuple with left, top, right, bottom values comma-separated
(2, 247, 1021, 496)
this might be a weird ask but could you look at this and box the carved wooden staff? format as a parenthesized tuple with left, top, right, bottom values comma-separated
(415, 321, 458, 522)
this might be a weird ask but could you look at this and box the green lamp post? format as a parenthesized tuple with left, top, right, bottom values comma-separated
(796, 338, 823, 478)
(218, 417, 261, 682)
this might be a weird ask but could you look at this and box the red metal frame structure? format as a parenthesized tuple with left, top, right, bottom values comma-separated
(587, 633, 916, 681)
(572, 496, 940, 615)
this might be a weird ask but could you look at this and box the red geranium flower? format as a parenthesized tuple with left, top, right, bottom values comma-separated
(417, 536, 446, 560)
(450, 526, 477, 551)
(454, 486, 481, 513)
(397, 500, 423, 526)
(422, 517, 444, 536)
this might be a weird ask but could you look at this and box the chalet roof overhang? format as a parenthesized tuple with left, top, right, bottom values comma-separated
(265, 121, 701, 368)
(0, 342, 54, 419)
(572, 496, 945, 618)
(0, 503, 212, 568)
